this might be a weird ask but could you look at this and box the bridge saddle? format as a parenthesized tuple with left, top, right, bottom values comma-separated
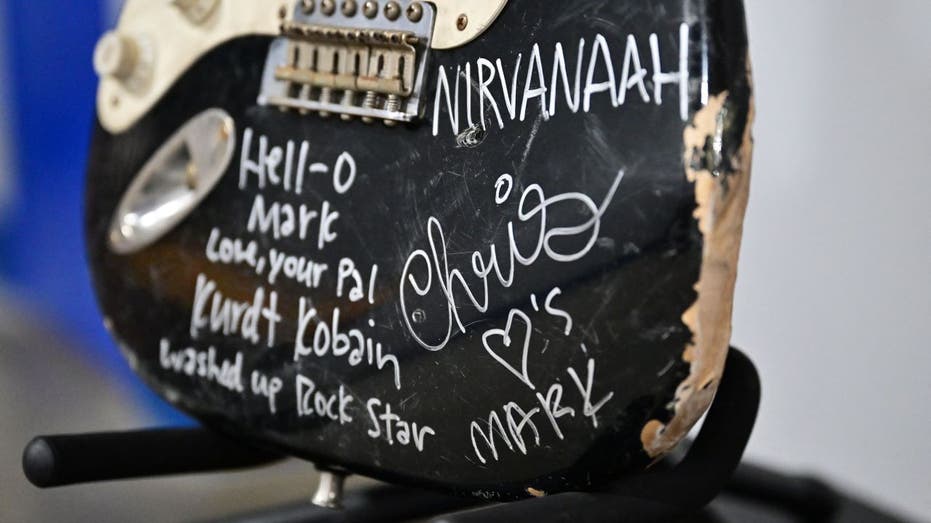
(259, 1, 436, 126)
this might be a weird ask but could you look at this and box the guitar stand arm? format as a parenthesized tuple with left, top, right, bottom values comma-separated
(22, 427, 283, 488)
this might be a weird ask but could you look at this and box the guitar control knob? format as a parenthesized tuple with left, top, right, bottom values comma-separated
(94, 31, 154, 92)
(93, 31, 140, 81)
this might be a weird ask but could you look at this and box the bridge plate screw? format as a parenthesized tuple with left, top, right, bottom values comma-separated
(362, 0, 378, 18)
(341, 0, 357, 16)
(384, 1, 401, 21)
(340, 90, 356, 121)
(406, 2, 423, 22)
(319, 87, 333, 118)
(301, 0, 315, 14)
(361, 91, 379, 123)
(456, 13, 468, 31)
(385, 93, 401, 113)
(321, 0, 336, 16)
(384, 94, 401, 127)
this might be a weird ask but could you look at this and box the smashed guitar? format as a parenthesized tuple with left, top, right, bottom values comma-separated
(86, 0, 754, 500)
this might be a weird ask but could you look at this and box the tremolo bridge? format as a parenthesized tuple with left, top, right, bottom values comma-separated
(259, 1, 436, 125)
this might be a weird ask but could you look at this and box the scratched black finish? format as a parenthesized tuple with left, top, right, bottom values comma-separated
(85, 0, 751, 499)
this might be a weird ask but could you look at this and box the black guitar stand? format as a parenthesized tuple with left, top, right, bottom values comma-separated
(21, 348, 845, 522)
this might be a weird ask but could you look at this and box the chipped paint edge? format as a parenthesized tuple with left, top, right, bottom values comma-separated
(640, 72, 755, 459)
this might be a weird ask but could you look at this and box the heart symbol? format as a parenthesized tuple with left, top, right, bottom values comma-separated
(482, 309, 535, 390)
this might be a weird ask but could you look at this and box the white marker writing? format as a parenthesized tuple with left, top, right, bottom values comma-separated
(295, 375, 354, 424)
(432, 25, 692, 136)
(294, 299, 401, 390)
(366, 398, 436, 452)
(400, 170, 624, 351)
(567, 358, 614, 429)
(189, 274, 281, 348)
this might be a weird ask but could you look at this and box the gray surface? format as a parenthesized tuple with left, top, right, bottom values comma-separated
(736, 1, 931, 521)
(0, 292, 335, 522)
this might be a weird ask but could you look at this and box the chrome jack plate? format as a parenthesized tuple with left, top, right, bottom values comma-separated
(258, 1, 436, 125)
(108, 108, 235, 255)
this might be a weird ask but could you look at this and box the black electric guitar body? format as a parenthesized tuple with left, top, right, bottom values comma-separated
(85, 0, 754, 500)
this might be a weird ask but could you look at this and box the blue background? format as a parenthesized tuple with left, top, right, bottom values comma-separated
(0, 1, 186, 424)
